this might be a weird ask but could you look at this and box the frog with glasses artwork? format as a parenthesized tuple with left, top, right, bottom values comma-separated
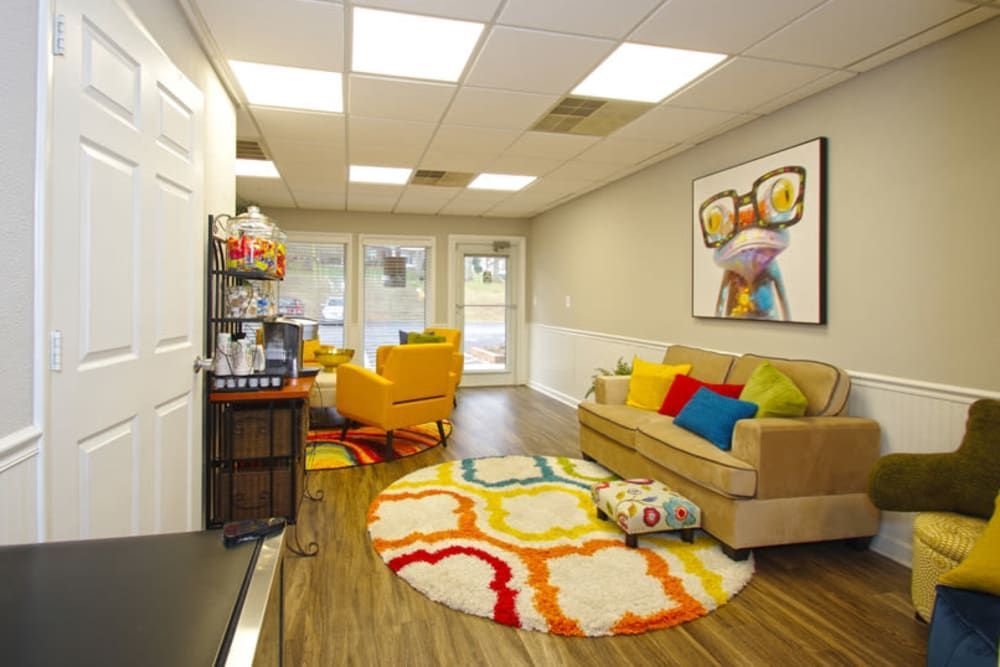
(697, 165, 806, 320)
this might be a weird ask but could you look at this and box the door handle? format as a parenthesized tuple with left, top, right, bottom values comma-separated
(193, 356, 213, 373)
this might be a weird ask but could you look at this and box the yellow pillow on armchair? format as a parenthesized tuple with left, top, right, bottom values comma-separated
(626, 357, 691, 411)
(938, 492, 1000, 596)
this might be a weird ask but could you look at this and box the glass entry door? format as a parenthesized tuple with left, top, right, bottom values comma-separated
(456, 243, 516, 385)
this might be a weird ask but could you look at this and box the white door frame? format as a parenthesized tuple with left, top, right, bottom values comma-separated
(447, 234, 527, 386)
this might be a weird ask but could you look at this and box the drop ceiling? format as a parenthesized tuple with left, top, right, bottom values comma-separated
(184, 0, 999, 218)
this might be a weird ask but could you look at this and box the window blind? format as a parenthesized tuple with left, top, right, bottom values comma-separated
(362, 243, 430, 368)
(281, 240, 347, 348)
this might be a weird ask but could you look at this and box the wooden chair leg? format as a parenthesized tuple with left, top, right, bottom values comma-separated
(384, 430, 395, 461)
(436, 420, 448, 447)
(339, 420, 350, 441)
(625, 534, 638, 548)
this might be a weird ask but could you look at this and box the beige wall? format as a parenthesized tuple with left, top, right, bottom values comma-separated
(529, 17, 1000, 392)
(264, 207, 530, 325)
(0, 0, 39, 436)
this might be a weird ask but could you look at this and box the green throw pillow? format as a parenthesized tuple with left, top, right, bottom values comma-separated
(739, 361, 808, 418)
(406, 332, 446, 345)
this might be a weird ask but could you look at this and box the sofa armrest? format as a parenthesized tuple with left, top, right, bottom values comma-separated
(595, 375, 630, 405)
(730, 417, 881, 499)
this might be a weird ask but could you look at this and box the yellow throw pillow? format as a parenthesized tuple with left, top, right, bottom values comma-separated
(938, 492, 1000, 596)
(626, 357, 692, 411)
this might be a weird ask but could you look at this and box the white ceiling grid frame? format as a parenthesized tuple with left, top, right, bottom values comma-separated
(348, 75, 456, 122)
(496, 0, 663, 39)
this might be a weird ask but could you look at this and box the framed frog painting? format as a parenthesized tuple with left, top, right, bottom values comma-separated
(691, 138, 826, 324)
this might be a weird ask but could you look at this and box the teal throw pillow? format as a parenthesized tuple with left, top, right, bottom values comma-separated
(406, 332, 446, 345)
(673, 387, 758, 451)
(739, 361, 808, 418)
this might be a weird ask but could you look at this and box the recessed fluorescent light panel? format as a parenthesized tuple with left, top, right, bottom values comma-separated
(349, 165, 413, 185)
(468, 174, 536, 191)
(352, 7, 484, 82)
(572, 44, 727, 103)
(229, 60, 343, 112)
(235, 159, 280, 178)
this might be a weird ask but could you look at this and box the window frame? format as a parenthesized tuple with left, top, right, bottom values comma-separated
(357, 234, 437, 367)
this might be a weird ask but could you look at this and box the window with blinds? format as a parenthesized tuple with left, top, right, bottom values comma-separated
(362, 242, 430, 368)
(280, 240, 347, 347)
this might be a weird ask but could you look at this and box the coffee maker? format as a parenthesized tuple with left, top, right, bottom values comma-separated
(262, 319, 306, 377)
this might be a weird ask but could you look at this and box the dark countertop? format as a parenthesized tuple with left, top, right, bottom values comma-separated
(0, 531, 259, 666)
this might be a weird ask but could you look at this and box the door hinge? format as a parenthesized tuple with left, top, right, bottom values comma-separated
(50, 330, 63, 371)
(53, 14, 66, 56)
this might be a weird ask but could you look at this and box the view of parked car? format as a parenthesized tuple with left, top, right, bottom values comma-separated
(278, 297, 304, 316)
(321, 296, 344, 322)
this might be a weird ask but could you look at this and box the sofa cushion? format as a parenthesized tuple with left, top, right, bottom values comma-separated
(579, 402, 661, 449)
(927, 585, 1000, 667)
(739, 361, 808, 418)
(625, 358, 691, 411)
(673, 388, 759, 451)
(663, 345, 735, 384)
(658, 374, 745, 417)
(635, 420, 757, 498)
(728, 354, 847, 416)
(939, 492, 1000, 596)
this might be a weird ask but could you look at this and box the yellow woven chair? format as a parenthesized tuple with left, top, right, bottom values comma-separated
(336, 343, 455, 460)
(376, 328, 464, 397)
(911, 512, 988, 620)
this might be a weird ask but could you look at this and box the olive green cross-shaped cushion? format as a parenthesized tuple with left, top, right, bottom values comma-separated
(868, 398, 1000, 519)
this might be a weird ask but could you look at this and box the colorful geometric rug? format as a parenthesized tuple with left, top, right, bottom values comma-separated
(367, 455, 755, 636)
(306, 422, 451, 471)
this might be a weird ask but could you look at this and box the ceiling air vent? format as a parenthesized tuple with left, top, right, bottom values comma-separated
(236, 139, 268, 160)
(410, 170, 475, 187)
(531, 96, 655, 137)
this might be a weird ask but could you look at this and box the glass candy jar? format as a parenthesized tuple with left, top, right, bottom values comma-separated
(224, 206, 278, 276)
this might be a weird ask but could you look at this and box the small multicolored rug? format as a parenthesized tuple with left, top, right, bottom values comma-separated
(367, 455, 755, 636)
(306, 422, 451, 471)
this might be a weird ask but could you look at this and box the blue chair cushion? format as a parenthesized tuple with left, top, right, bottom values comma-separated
(927, 585, 1000, 667)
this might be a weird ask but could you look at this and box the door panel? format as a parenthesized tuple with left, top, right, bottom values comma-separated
(48, 0, 204, 540)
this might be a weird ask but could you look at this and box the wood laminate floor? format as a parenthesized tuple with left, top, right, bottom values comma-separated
(284, 387, 926, 666)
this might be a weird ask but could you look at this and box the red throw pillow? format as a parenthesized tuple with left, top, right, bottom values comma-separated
(658, 374, 745, 417)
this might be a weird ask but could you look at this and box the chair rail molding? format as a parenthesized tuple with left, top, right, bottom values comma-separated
(527, 321, 997, 566)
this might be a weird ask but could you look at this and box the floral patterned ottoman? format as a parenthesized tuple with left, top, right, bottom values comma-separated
(591, 479, 702, 548)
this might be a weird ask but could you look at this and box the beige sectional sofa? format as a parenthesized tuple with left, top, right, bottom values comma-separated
(578, 345, 881, 559)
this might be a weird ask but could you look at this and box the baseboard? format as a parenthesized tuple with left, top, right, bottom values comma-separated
(527, 381, 578, 409)
(872, 532, 912, 566)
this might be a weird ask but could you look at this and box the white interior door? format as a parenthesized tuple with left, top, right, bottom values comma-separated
(46, 0, 204, 540)
(454, 242, 519, 386)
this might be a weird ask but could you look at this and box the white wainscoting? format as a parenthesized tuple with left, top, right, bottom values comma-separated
(527, 322, 999, 567)
(0, 426, 42, 545)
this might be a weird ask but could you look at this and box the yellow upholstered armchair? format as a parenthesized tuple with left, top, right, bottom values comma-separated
(376, 328, 464, 396)
(336, 343, 455, 460)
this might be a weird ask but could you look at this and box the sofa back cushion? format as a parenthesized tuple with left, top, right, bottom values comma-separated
(727, 354, 849, 416)
(662, 345, 735, 384)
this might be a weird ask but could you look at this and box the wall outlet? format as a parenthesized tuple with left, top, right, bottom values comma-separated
(565, 295, 571, 308)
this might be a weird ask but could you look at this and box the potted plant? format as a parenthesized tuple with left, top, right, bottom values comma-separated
(585, 357, 632, 398)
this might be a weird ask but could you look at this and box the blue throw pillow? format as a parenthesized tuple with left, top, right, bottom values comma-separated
(673, 387, 758, 451)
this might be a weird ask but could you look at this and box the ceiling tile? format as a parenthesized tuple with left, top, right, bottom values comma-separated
(268, 140, 346, 191)
(575, 138, 676, 165)
(497, 0, 661, 39)
(849, 7, 1000, 72)
(292, 189, 346, 210)
(611, 105, 738, 142)
(630, 0, 825, 54)
(237, 175, 296, 208)
(752, 70, 857, 114)
(504, 131, 599, 160)
(465, 27, 615, 95)
(419, 151, 496, 172)
(347, 183, 402, 212)
(525, 176, 596, 196)
(394, 186, 459, 215)
(483, 203, 537, 218)
(439, 197, 495, 216)
(426, 125, 521, 156)
(251, 107, 344, 146)
(196, 0, 345, 71)
(687, 113, 758, 144)
(351, 0, 503, 22)
(666, 57, 833, 113)
(349, 197, 398, 213)
(745, 0, 969, 68)
(444, 87, 558, 130)
(543, 160, 623, 182)
(486, 154, 563, 176)
(348, 117, 436, 165)
(349, 75, 455, 123)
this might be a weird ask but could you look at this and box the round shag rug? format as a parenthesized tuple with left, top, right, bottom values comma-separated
(367, 455, 754, 636)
